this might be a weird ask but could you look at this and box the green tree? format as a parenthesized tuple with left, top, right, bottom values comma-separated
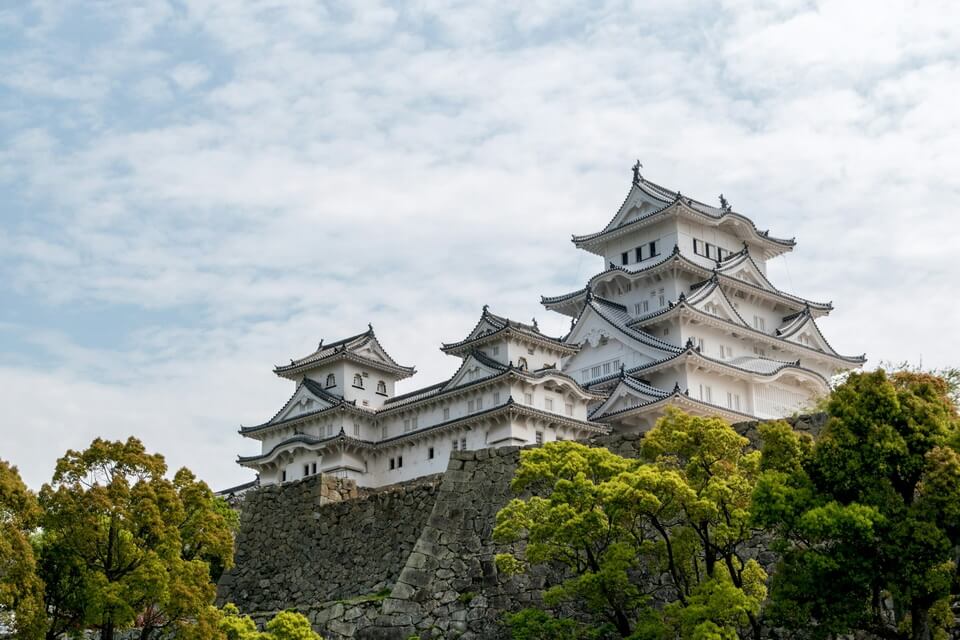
(175, 604, 322, 640)
(37, 437, 235, 640)
(754, 370, 960, 640)
(494, 409, 766, 638)
(0, 459, 45, 639)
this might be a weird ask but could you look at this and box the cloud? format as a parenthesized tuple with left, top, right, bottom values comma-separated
(1, 0, 958, 490)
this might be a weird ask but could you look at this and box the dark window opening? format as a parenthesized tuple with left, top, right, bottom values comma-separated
(389, 458, 395, 470)
(621, 251, 628, 265)
(376, 380, 387, 395)
(397, 455, 403, 468)
(428, 447, 435, 460)
(353, 373, 364, 388)
(635, 247, 643, 262)
(325, 373, 336, 388)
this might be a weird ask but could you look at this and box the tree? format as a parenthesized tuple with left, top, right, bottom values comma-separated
(175, 605, 323, 640)
(753, 370, 960, 640)
(493, 409, 766, 638)
(37, 437, 235, 640)
(0, 459, 45, 639)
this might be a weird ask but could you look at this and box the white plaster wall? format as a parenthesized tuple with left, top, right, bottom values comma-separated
(602, 219, 678, 269)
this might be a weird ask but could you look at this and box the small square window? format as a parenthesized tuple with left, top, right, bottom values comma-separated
(535, 431, 544, 445)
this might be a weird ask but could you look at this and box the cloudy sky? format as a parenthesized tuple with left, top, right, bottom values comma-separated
(2, 0, 958, 490)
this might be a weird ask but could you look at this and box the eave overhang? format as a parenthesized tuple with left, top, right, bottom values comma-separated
(542, 248, 832, 318)
(572, 198, 794, 260)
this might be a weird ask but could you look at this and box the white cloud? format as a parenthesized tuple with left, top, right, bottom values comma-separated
(2, 0, 959, 490)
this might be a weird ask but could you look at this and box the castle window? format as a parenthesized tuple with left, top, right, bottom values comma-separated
(312, 462, 317, 474)
(621, 251, 629, 265)
(281, 470, 287, 482)
(376, 380, 387, 395)
(325, 373, 336, 388)
(492, 345, 500, 356)
(517, 357, 528, 370)
(428, 447, 434, 460)
(635, 247, 643, 262)
(412, 416, 419, 428)
(603, 362, 611, 375)
(753, 316, 766, 332)
(535, 431, 543, 445)
(460, 437, 467, 451)
(443, 407, 450, 420)
(524, 392, 533, 405)
(591, 365, 601, 378)
(493, 391, 500, 404)
(353, 423, 360, 436)
(649, 240, 660, 257)
(353, 373, 364, 388)
(403, 419, 411, 432)
(565, 403, 573, 416)
(476, 397, 483, 410)
(303, 464, 309, 476)
(693, 239, 703, 255)
(468, 399, 475, 412)
(390, 458, 395, 470)
(397, 456, 403, 468)
(381, 426, 388, 439)
(663, 327, 669, 336)
(545, 398, 553, 411)
(452, 439, 459, 451)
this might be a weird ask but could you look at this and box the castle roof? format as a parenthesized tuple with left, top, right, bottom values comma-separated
(274, 325, 416, 380)
(441, 306, 575, 356)
(571, 174, 795, 258)
(542, 245, 833, 318)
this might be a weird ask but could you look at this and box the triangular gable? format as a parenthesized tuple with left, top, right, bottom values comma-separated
(350, 335, 401, 368)
(776, 314, 838, 355)
(717, 251, 777, 292)
(270, 382, 339, 425)
(442, 353, 506, 391)
(566, 301, 678, 356)
(600, 183, 674, 234)
(590, 378, 668, 419)
(686, 281, 749, 327)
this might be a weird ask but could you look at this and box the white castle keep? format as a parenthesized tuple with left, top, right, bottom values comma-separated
(235, 167, 864, 488)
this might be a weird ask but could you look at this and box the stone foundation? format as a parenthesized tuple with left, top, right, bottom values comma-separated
(218, 415, 827, 639)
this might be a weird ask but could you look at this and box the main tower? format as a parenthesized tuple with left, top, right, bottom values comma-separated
(544, 164, 865, 431)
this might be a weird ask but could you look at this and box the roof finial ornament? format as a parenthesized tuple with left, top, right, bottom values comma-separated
(532, 317, 539, 331)
(631, 159, 642, 185)
(672, 243, 680, 255)
(673, 381, 682, 393)
(619, 363, 626, 380)
(719, 193, 731, 212)
(368, 322, 374, 333)
(685, 337, 695, 349)
(317, 339, 324, 349)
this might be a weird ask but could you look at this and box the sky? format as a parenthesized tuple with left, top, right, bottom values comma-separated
(2, 0, 958, 490)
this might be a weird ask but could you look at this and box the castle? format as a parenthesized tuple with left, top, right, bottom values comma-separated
(234, 167, 864, 488)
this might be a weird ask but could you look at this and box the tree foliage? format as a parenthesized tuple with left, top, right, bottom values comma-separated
(36, 437, 236, 640)
(494, 409, 766, 638)
(0, 459, 45, 639)
(754, 370, 960, 640)
(178, 604, 322, 640)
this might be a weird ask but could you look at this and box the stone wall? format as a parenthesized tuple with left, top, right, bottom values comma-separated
(216, 473, 444, 614)
(220, 414, 828, 639)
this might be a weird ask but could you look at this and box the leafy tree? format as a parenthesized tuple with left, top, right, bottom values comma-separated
(494, 409, 766, 638)
(175, 604, 322, 640)
(37, 437, 235, 640)
(754, 370, 960, 640)
(0, 459, 45, 639)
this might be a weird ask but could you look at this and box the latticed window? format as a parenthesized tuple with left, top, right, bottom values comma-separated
(377, 380, 387, 394)
(325, 373, 336, 387)
(353, 373, 364, 388)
